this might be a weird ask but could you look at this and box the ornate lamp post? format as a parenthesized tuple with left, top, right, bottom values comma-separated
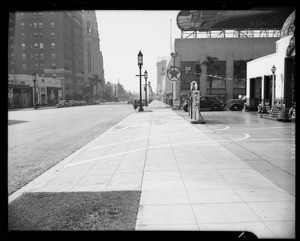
(32, 73, 37, 109)
(137, 51, 144, 111)
(144, 70, 148, 106)
(271, 65, 277, 107)
(148, 81, 152, 102)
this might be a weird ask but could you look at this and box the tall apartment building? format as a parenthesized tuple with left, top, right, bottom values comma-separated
(156, 59, 167, 96)
(82, 10, 105, 98)
(8, 11, 86, 104)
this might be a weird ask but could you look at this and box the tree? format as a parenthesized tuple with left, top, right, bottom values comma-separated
(202, 55, 218, 95)
(194, 62, 202, 90)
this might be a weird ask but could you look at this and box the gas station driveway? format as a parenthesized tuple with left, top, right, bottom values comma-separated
(175, 109, 295, 196)
(9, 101, 295, 237)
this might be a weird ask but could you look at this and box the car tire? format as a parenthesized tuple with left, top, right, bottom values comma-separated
(212, 104, 220, 111)
(183, 104, 188, 112)
(230, 104, 242, 111)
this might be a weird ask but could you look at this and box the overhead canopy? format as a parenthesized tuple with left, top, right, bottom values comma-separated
(177, 8, 293, 32)
(280, 10, 295, 39)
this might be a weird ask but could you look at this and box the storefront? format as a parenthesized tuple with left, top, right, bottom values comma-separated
(8, 74, 62, 108)
(246, 10, 295, 111)
(8, 84, 32, 108)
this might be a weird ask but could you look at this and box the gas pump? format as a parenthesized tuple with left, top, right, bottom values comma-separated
(188, 81, 205, 124)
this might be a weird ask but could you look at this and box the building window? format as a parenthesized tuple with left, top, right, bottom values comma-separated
(35, 64, 39, 70)
(50, 12, 54, 18)
(40, 43, 43, 49)
(87, 21, 91, 35)
(52, 74, 56, 78)
(51, 22, 55, 28)
(34, 33, 38, 39)
(22, 53, 26, 60)
(34, 53, 39, 59)
(20, 12, 24, 17)
(21, 33, 25, 39)
(40, 53, 44, 59)
(233, 60, 246, 88)
(33, 12, 37, 18)
(51, 32, 55, 37)
(52, 53, 56, 59)
(34, 43, 38, 49)
(52, 63, 56, 69)
(30, 54, 33, 59)
(51, 43, 55, 49)
(38, 12, 42, 18)
(33, 22, 37, 28)
(38, 22, 43, 28)
(22, 64, 26, 70)
(29, 23, 32, 28)
(40, 63, 44, 69)
(39, 33, 43, 39)
(21, 43, 25, 49)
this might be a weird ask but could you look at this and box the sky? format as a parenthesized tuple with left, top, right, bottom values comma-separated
(96, 10, 182, 94)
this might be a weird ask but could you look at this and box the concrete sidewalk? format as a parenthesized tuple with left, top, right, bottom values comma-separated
(8, 100, 295, 238)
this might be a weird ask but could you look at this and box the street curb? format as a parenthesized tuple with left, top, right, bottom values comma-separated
(8, 111, 137, 203)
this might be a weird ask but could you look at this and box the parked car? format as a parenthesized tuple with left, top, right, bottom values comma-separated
(182, 95, 224, 111)
(227, 96, 246, 111)
(199, 95, 224, 111)
(68, 100, 77, 107)
(183, 99, 189, 112)
(56, 100, 69, 108)
(127, 99, 134, 104)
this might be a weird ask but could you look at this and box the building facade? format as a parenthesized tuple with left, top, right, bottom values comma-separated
(8, 10, 104, 107)
(174, 37, 279, 105)
(171, 9, 293, 106)
(156, 58, 167, 96)
(246, 10, 296, 110)
(82, 10, 105, 99)
(8, 74, 62, 108)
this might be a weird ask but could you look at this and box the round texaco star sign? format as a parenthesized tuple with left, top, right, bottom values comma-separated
(167, 67, 181, 82)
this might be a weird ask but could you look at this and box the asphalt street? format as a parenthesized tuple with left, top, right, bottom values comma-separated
(8, 103, 134, 195)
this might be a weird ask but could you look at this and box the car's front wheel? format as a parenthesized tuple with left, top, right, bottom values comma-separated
(212, 104, 220, 111)
(230, 104, 242, 111)
(183, 104, 188, 112)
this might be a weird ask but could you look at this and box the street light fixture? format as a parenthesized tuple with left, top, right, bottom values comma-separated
(271, 65, 276, 107)
(137, 50, 144, 111)
(32, 73, 37, 109)
(144, 70, 148, 106)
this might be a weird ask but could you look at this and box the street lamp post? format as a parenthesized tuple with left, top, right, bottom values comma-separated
(32, 73, 37, 109)
(170, 51, 179, 107)
(148, 81, 152, 103)
(271, 65, 277, 107)
(137, 50, 144, 111)
(144, 70, 148, 106)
